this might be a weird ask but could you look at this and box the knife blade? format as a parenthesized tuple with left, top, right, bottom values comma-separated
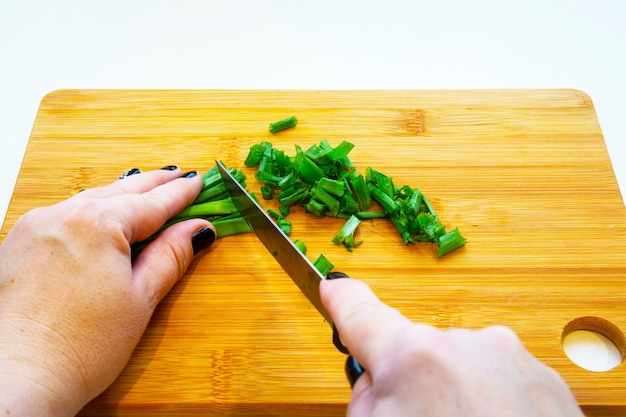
(216, 160, 331, 323)
(216, 160, 364, 386)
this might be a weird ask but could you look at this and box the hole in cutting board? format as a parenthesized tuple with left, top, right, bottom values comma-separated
(562, 317, 625, 372)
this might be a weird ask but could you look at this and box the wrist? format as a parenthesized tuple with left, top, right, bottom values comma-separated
(0, 327, 87, 417)
(0, 371, 71, 417)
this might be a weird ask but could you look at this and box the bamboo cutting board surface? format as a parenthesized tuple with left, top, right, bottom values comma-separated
(2, 89, 626, 416)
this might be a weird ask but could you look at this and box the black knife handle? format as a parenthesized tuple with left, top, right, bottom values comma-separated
(332, 323, 349, 354)
(345, 355, 365, 388)
(332, 324, 365, 387)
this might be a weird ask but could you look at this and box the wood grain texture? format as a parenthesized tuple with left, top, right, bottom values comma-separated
(2, 89, 626, 415)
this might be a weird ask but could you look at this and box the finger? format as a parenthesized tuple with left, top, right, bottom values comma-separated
(77, 167, 184, 199)
(132, 219, 216, 308)
(346, 371, 374, 417)
(113, 172, 204, 243)
(320, 278, 414, 370)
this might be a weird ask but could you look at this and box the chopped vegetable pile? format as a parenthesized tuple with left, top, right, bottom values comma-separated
(131, 116, 466, 272)
(244, 139, 466, 257)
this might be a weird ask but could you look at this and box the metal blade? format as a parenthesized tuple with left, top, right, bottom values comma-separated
(216, 160, 332, 326)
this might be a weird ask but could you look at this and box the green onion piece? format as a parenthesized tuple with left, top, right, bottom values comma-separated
(332, 214, 363, 251)
(269, 116, 298, 134)
(310, 140, 355, 165)
(260, 185, 273, 200)
(294, 152, 325, 185)
(294, 239, 307, 254)
(437, 227, 467, 257)
(278, 218, 291, 235)
(306, 199, 326, 217)
(277, 172, 297, 189)
(349, 174, 371, 210)
(340, 192, 359, 215)
(175, 197, 239, 218)
(255, 156, 282, 186)
(279, 205, 290, 217)
(390, 212, 414, 245)
(244, 143, 266, 166)
(213, 216, 253, 238)
(318, 177, 346, 198)
(267, 209, 282, 220)
(313, 254, 334, 276)
(415, 212, 445, 242)
(311, 187, 341, 217)
(356, 211, 387, 219)
(367, 184, 398, 215)
(407, 188, 424, 218)
(422, 193, 436, 216)
(193, 168, 246, 204)
(277, 185, 309, 206)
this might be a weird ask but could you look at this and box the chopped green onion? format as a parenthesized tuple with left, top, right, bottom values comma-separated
(306, 198, 326, 218)
(269, 115, 298, 134)
(318, 177, 346, 198)
(356, 211, 387, 219)
(260, 185, 273, 200)
(175, 197, 239, 218)
(437, 227, 467, 257)
(294, 239, 307, 254)
(311, 186, 341, 217)
(313, 254, 334, 276)
(349, 174, 371, 210)
(332, 215, 363, 251)
(244, 138, 466, 257)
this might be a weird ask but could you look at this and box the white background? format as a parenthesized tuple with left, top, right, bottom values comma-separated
(1, 0, 625, 371)
(1, 1, 626, 224)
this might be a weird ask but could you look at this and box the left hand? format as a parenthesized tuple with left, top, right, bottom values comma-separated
(0, 167, 214, 416)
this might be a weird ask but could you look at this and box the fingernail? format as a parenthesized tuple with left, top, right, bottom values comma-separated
(326, 271, 349, 280)
(119, 168, 141, 179)
(160, 165, 178, 171)
(180, 171, 198, 179)
(192, 227, 216, 255)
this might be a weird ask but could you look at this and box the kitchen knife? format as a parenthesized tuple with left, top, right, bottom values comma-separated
(216, 160, 364, 387)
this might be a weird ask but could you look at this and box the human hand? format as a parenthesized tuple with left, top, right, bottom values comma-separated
(0, 167, 216, 416)
(320, 277, 584, 417)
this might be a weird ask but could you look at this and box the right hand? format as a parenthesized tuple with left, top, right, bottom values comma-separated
(320, 277, 584, 417)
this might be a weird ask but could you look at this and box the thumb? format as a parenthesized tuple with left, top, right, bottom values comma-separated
(132, 219, 215, 309)
(320, 277, 413, 371)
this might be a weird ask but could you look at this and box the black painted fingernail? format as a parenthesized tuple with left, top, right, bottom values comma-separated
(326, 271, 349, 280)
(160, 165, 178, 171)
(192, 227, 216, 255)
(180, 171, 198, 179)
(119, 168, 141, 179)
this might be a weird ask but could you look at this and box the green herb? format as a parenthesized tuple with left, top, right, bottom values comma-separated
(269, 116, 298, 134)
(332, 215, 363, 251)
(356, 211, 387, 219)
(260, 185, 273, 200)
(133, 129, 466, 266)
(245, 139, 466, 257)
(268, 208, 292, 236)
(437, 227, 468, 258)
(130, 163, 253, 259)
(294, 239, 307, 254)
(313, 253, 334, 276)
(174, 197, 239, 218)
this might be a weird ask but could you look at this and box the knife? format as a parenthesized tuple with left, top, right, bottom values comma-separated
(216, 160, 364, 387)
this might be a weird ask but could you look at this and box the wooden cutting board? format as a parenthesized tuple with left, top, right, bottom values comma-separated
(2, 89, 626, 416)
